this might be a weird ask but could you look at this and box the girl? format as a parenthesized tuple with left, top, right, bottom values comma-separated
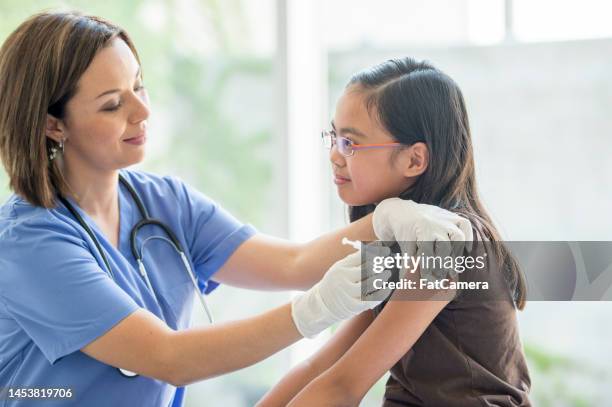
(258, 58, 531, 406)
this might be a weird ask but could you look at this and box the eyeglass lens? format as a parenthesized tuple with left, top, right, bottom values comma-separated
(336, 136, 352, 156)
(322, 130, 353, 156)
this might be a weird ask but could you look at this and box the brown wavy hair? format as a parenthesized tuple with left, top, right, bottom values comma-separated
(0, 11, 140, 208)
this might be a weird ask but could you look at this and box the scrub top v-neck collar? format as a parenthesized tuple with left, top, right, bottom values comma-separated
(60, 179, 135, 258)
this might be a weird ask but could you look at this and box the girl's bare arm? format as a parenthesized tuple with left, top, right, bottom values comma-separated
(287, 288, 451, 406)
(256, 311, 375, 407)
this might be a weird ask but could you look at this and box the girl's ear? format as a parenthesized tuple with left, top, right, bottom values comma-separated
(400, 142, 429, 177)
(45, 114, 67, 143)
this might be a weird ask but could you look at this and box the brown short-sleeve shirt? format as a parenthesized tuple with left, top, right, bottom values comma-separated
(373, 240, 531, 406)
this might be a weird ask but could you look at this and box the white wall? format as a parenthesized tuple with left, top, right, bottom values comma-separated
(328, 38, 612, 241)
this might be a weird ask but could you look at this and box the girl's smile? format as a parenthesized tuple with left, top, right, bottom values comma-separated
(333, 172, 351, 185)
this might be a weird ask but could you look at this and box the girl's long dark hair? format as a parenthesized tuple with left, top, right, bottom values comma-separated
(348, 57, 526, 310)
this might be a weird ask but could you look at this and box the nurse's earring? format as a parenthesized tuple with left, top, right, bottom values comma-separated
(49, 138, 64, 161)
(49, 144, 58, 161)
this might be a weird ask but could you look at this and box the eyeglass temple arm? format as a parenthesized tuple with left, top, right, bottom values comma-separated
(352, 143, 402, 150)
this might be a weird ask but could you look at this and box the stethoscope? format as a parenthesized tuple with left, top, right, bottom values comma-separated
(58, 174, 214, 378)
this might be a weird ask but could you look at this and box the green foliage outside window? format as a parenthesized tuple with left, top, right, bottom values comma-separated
(0, 0, 275, 227)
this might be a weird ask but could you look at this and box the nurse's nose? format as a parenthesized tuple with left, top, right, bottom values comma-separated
(129, 90, 150, 125)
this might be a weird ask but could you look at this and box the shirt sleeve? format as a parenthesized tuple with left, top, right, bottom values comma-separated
(0, 212, 140, 365)
(166, 177, 257, 294)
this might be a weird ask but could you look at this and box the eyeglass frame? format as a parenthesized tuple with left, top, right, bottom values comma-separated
(321, 129, 403, 157)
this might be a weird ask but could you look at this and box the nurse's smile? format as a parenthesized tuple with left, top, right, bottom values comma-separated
(123, 132, 147, 145)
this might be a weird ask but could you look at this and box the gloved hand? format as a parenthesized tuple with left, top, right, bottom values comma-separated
(291, 248, 392, 338)
(373, 198, 473, 259)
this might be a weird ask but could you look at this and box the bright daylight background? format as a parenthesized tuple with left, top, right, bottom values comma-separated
(1, 0, 611, 406)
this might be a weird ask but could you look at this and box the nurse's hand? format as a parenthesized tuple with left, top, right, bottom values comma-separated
(373, 198, 473, 257)
(291, 248, 392, 338)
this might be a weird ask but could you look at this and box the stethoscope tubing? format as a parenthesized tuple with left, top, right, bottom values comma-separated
(58, 175, 214, 323)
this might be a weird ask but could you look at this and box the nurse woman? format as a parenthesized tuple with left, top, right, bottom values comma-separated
(0, 11, 472, 406)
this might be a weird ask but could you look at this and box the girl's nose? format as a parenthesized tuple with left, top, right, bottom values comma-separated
(330, 144, 346, 167)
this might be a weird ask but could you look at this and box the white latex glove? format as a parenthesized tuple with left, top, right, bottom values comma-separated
(373, 198, 473, 259)
(291, 248, 392, 338)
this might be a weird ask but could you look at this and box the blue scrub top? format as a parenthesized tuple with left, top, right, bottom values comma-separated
(0, 170, 256, 406)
